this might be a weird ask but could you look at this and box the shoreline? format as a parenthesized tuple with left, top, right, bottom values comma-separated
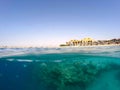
(0, 44, 120, 49)
(60, 44, 120, 48)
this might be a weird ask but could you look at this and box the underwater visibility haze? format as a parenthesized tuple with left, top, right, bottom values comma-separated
(0, 46, 120, 90)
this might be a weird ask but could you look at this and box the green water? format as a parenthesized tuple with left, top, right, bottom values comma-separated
(0, 46, 120, 90)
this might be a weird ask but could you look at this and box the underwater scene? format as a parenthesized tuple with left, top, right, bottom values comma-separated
(0, 46, 120, 90)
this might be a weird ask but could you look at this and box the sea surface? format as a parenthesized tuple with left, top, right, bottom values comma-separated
(0, 46, 120, 90)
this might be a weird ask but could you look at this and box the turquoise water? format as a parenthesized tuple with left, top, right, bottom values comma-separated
(0, 46, 120, 90)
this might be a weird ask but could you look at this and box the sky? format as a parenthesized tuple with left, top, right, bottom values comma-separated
(0, 0, 120, 47)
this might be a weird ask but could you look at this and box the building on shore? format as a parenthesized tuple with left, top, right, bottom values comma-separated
(60, 38, 120, 47)
(66, 38, 94, 46)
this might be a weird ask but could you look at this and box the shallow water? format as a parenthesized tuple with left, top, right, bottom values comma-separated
(0, 46, 120, 90)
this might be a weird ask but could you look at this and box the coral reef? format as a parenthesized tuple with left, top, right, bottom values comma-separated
(32, 60, 109, 90)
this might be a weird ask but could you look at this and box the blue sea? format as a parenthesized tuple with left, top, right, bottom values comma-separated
(0, 46, 120, 90)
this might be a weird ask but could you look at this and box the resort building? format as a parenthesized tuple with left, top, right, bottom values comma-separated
(66, 38, 94, 46)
